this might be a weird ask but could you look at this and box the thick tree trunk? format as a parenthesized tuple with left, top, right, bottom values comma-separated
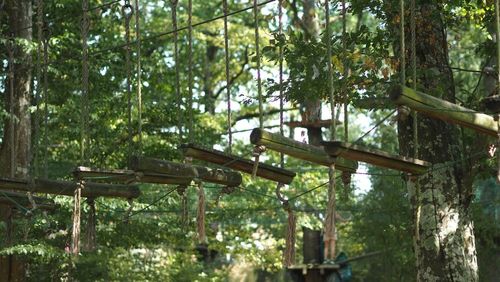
(0, 0, 32, 281)
(396, 2, 479, 280)
(300, 0, 323, 146)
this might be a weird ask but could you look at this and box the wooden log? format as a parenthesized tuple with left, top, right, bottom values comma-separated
(129, 156, 243, 187)
(0, 190, 56, 210)
(0, 178, 141, 199)
(74, 166, 193, 185)
(389, 85, 498, 136)
(322, 141, 430, 174)
(285, 119, 340, 129)
(180, 143, 296, 184)
(250, 129, 358, 173)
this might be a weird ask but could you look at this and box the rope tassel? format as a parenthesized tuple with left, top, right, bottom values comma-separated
(196, 181, 206, 245)
(324, 164, 337, 261)
(283, 203, 296, 267)
(84, 198, 96, 252)
(71, 180, 84, 255)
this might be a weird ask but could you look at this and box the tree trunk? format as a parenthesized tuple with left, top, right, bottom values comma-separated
(396, 2, 479, 280)
(0, 0, 32, 281)
(300, 0, 323, 146)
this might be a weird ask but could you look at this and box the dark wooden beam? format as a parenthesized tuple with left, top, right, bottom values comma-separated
(0, 178, 141, 199)
(74, 166, 193, 185)
(180, 143, 296, 184)
(389, 85, 497, 136)
(129, 156, 243, 187)
(322, 141, 430, 174)
(285, 119, 340, 129)
(250, 129, 358, 173)
(0, 190, 56, 210)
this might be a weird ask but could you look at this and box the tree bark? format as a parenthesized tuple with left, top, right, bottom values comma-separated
(395, 2, 479, 280)
(0, 0, 32, 281)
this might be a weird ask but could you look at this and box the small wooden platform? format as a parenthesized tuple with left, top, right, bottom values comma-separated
(129, 156, 243, 187)
(0, 190, 57, 210)
(322, 141, 430, 174)
(287, 264, 340, 281)
(0, 177, 140, 199)
(74, 166, 193, 186)
(250, 129, 358, 173)
(389, 85, 497, 136)
(180, 143, 296, 184)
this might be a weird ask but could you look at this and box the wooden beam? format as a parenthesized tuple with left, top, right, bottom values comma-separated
(389, 85, 498, 136)
(285, 119, 340, 129)
(322, 141, 430, 174)
(0, 178, 141, 199)
(74, 166, 193, 185)
(0, 190, 57, 210)
(129, 156, 243, 187)
(180, 143, 296, 184)
(250, 129, 358, 173)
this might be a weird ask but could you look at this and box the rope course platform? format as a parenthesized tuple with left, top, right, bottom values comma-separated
(322, 141, 430, 174)
(0, 190, 56, 210)
(250, 129, 358, 173)
(129, 156, 243, 187)
(74, 166, 193, 186)
(0, 177, 140, 199)
(389, 85, 497, 136)
(180, 143, 296, 184)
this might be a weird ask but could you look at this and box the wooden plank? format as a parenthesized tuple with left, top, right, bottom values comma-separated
(322, 141, 430, 174)
(0, 178, 140, 199)
(0, 190, 56, 210)
(285, 119, 340, 129)
(389, 85, 497, 136)
(129, 156, 243, 187)
(180, 143, 296, 184)
(74, 166, 193, 185)
(250, 129, 358, 173)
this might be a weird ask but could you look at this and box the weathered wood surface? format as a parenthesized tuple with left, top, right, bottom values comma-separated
(129, 156, 243, 187)
(74, 166, 193, 185)
(250, 129, 358, 173)
(285, 119, 340, 129)
(389, 85, 497, 136)
(0, 178, 141, 199)
(180, 143, 296, 184)
(322, 141, 430, 174)
(0, 190, 56, 210)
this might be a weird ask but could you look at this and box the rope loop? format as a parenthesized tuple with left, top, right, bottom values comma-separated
(176, 185, 187, 196)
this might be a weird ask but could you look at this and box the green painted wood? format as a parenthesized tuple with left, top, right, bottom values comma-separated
(74, 166, 193, 185)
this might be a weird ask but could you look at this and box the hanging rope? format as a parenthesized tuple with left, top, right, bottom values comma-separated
(275, 183, 296, 267)
(71, 179, 84, 255)
(123, 1, 134, 160)
(223, 0, 233, 152)
(400, 0, 406, 85)
(81, 0, 90, 165)
(254, 0, 263, 129)
(188, 0, 194, 143)
(171, 0, 183, 141)
(84, 198, 96, 251)
(278, 0, 285, 168)
(324, 0, 337, 262)
(134, 0, 142, 154)
(124, 198, 134, 224)
(7, 35, 16, 178)
(196, 181, 207, 245)
(33, 0, 44, 179)
(177, 185, 188, 231)
(495, 0, 500, 182)
(42, 27, 50, 178)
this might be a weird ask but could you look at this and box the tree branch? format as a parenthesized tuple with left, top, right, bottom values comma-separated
(232, 108, 297, 126)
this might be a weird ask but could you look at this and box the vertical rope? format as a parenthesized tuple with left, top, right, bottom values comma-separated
(278, 0, 284, 168)
(400, 0, 406, 85)
(84, 198, 96, 251)
(171, 0, 182, 141)
(33, 0, 43, 179)
(324, 0, 337, 261)
(71, 179, 83, 255)
(341, 0, 348, 142)
(42, 29, 49, 178)
(254, 0, 263, 129)
(123, 1, 134, 160)
(223, 0, 232, 152)
(81, 0, 90, 166)
(7, 36, 16, 178)
(177, 185, 188, 232)
(495, 0, 500, 182)
(188, 0, 194, 143)
(196, 181, 206, 245)
(134, 0, 142, 154)
(283, 202, 296, 267)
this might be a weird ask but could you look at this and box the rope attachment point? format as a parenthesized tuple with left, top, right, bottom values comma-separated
(251, 145, 266, 178)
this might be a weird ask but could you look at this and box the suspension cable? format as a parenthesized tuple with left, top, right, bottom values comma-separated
(188, 0, 194, 143)
(7, 36, 16, 178)
(134, 0, 143, 154)
(123, 1, 134, 160)
(254, 0, 264, 129)
(224, 0, 232, 152)
(171, 0, 182, 141)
